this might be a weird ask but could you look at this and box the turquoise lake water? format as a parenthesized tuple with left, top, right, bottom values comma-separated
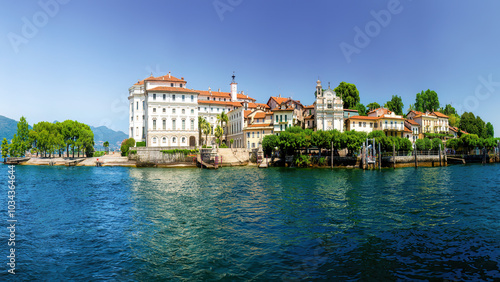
(0, 164, 499, 281)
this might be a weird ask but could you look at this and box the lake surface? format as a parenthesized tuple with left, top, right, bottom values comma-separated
(0, 164, 499, 281)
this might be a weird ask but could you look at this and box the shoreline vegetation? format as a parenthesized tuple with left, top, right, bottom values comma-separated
(2, 118, 500, 169)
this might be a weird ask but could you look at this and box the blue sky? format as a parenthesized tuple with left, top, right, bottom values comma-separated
(1, 0, 499, 136)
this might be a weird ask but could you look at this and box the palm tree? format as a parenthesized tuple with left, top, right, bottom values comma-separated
(216, 111, 229, 145)
(214, 125, 224, 147)
(202, 121, 211, 146)
(198, 117, 206, 146)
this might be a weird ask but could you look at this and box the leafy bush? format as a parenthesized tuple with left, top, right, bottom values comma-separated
(161, 149, 199, 155)
(136, 141, 146, 147)
(93, 151, 106, 157)
(262, 134, 279, 155)
(431, 138, 443, 150)
(202, 145, 212, 149)
(129, 150, 137, 155)
(318, 157, 327, 166)
(121, 138, 136, 156)
(220, 143, 228, 148)
(294, 155, 311, 167)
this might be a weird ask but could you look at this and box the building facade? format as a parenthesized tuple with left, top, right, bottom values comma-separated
(314, 80, 344, 132)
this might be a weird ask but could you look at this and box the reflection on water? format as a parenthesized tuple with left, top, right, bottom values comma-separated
(0, 164, 498, 280)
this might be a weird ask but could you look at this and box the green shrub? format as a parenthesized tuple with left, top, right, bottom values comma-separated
(294, 155, 311, 167)
(202, 145, 212, 149)
(136, 141, 146, 147)
(129, 150, 137, 155)
(220, 143, 228, 148)
(161, 149, 199, 155)
(121, 138, 136, 156)
(318, 157, 326, 166)
(93, 151, 105, 157)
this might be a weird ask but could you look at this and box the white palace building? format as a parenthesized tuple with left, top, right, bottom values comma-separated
(128, 72, 255, 147)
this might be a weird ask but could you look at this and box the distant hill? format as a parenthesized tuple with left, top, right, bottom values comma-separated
(90, 125, 128, 150)
(0, 115, 28, 142)
(0, 115, 127, 150)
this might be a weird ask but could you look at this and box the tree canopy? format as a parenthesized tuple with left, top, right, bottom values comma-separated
(366, 102, 380, 111)
(334, 82, 360, 110)
(355, 103, 367, 116)
(415, 89, 440, 112)
(384, 95, 404, 116)
(459, 112, 492, 139)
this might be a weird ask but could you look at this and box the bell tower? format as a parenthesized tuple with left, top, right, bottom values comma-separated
(230, 72, 237, 101)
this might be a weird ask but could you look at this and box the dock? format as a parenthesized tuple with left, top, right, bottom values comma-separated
(5, 157, 30, 165)
(66, 158, 85, 166)
(196, 155, 217, 169)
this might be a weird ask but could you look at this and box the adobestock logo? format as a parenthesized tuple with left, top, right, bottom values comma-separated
(213, 0, 243, 22)
(7, 0, 71, 54)
(339, 0, 407, 63)
(455, 74, 500, 114)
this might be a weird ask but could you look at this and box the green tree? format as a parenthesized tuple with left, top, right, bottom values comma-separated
(230, 138, 234, 148)
(399, 138, 413, 151)
(448, 114, 460, 128)
(262, 134, 279, 155)
(431, 138, 442, 150)
(9, 116, 30, 157)
(103, 141, 109, 153)
(198, 117, 206, 146)
(460, 134, 479, 152)
(446, 138, 462, 151)
(342, 130, 367, 156)
(415, 89, 440, 112)
(311, 130, 332, 156)
(1, 138, 9, 161)
(214, 125, 224, 146)
(423, 138, 432, 150)
(486, 122, 494, 138)
(415, 139, 426, 151)
(334, 82, 360, 109)
(217, 111, 229, 144)
(202, 121, 211, 146)
(366, 102, 380, 111)
(384, 95, 404, 115)
(355, 103, 367, 116)
(440, 104, 456, 116)
(120, 138, 136, 156)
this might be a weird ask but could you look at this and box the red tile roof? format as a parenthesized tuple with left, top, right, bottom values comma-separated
(252, 112, 266, 119)
(432, 111, 449, 118)
(247, 103, 270, 109)
(404, 124, 412, 133)
(304, 105, 314, 109)
(148, 86, 198, 93)
(348, 116, 380, 120)
(246, 123, 272, 128)
(198, 100, 242, 107)
(198, 90, 256, 101)
(406, 119, 420, 126)
(135, 73, 186, 85)
(270, 96, 289, 105)
(244, 110, 252, 118)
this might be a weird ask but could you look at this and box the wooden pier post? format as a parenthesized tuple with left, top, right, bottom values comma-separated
(331, 141, 333, 170)
(414, 143, 418, 168)
(362, 143, 366, 170)
(392, 144, 396, 169)
(439, 144, 442, 167)
(378, 142, 381, 170)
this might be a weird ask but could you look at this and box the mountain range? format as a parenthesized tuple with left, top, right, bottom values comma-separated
(0, 115, 128, 150)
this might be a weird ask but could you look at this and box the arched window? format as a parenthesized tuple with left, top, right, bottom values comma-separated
(152, 137, 157, 143)
(172, 137, 177, 143)
(182, 137, 186, 143)
(162, 137, 166, 143)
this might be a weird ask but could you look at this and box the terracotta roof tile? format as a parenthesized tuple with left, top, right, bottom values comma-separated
(148, 86, 198, 93)
(198, 100, 242, 107)
(406, 119, 420, 126)
(246, 123, 272, 128)
(348, 116, 380, 120)
(135, 74, 186, 85)
(432, 111, 449, 118)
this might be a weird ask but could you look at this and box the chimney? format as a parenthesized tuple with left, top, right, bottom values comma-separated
(279, 94, 281, 98)
(218, 88, 220, 92)
(168, 71, 171, 78)
(181, 77, 184, 80)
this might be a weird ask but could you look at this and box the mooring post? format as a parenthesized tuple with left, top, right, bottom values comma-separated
(414, 143, 418, 168)
(378, 142, 381, 170)
(444, 144, 447, 166)
(331, 141, 333, 170)
(439, 143, 442, 167)
(362, 143, 365, 170)
(392, 144, 396, 169)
